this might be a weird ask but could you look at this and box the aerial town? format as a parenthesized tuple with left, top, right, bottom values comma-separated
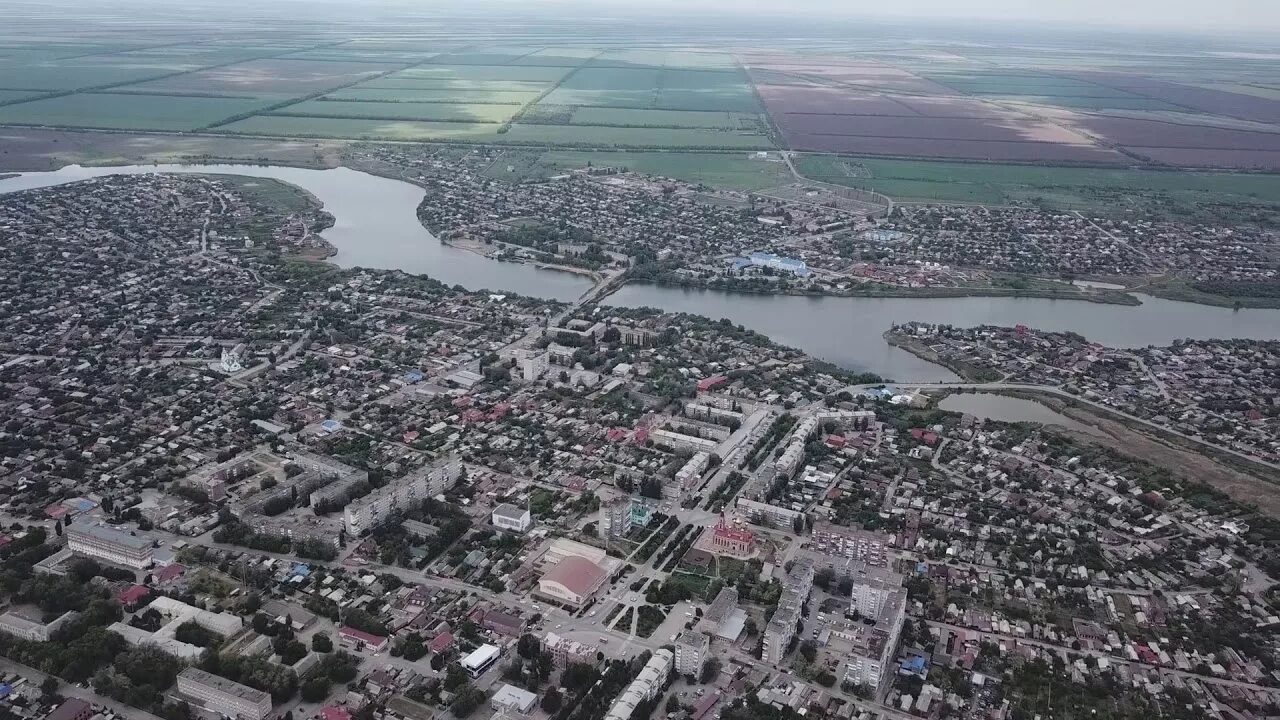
(357, 145, 1279, 305)
(0, 158, 1277, 720)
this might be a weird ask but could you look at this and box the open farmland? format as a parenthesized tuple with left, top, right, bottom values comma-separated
(0, 93, 273, 131)
(793, 155, 1280, 215)
(0, 33, 1276, 175)
(272, 99, 517, 123)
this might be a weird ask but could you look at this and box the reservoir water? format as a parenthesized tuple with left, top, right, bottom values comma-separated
(3, 163, 1279, 382)
(937, 392, 1103, 436)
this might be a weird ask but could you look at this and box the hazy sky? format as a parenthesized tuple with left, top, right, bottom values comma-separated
(572, 0, 1280, 33)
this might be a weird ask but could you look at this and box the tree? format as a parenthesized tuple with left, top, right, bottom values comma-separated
(431, 653, 446, 671)
(300, 677, 329, 702)
(666, 696, 682, 714)
(40, 676, 58, 697)
(451, 687, 485, 718)
(311, 634, 333, 653)
(541, 687, 562, 713)
(517, 633, 540, 660)
(699, 657, 722, 684)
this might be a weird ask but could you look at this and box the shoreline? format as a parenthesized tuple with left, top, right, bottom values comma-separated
(625, 276, 1145, 305)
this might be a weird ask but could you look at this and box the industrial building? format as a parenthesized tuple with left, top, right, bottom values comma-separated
(66, 523, 153, 568)
(176, 668, 273, 720)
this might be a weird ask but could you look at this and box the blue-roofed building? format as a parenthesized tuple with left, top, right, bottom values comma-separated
(404, 370, 424, 383)
(320, 419, 343, 433)
(0, 682, 12, 698)
(291, 563, 311, 578)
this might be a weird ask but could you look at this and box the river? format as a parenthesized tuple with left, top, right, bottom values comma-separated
(3, 162, 1279, 382)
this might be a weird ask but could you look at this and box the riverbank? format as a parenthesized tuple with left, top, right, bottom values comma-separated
(1135, 278, 1280, 310)
(639, 274, 1143, 306)
(883, 332, 1003, 382)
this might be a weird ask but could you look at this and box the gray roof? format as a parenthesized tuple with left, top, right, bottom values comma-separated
(67, 523, 152, 550)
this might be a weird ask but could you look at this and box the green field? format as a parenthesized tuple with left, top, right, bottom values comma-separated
(795, 154, 1280, 211)
(219, 115, 502, 141)
(275, 99, 517, 123)
(0, 89, 43, 103)
(325, 87, 537, 103)
(501, 123, 773, 149)
(568, 107, 756, 128)
(0, 92, 271, 130)
(391, 65, 571, 82)
(0, 62, 181, 90)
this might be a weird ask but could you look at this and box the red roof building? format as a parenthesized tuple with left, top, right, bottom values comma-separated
(117, 585, 151, 609)
(428, 630, 454, 653)
(153, 563, 186, 584)
(339, 626, 389, 652)
(319, 707, 353, 720)
(696, 375, 728, 392)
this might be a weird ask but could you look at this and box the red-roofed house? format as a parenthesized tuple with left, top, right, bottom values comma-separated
(339, 626, 389, 653)
(44, 504, 69, 519)
(825, 434, 847, 448)
(428, 630, 454, 654)
(153, 563, 186, 585)
(117, 585, 151, 610)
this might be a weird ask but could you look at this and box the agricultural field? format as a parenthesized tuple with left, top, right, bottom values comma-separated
(794, 154, 1280, 215)
(272, 99, 517, 123)
(0, 35, 1276, 175)
(0, 93, 273, 131)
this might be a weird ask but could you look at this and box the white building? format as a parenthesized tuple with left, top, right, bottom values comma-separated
(491, 684, 538, 713)
(519, 350, 549, 382)
(462, 644, 501, 678)
(598, 496, 633, 540)
(492, 503, 532, 533)
(66, 524, 153, 568)
(344, 454, 461, 535)
(109, 596, 244, 659)
(674, 632, 709, 677)
(0, 610, 78, 642)
(177, 668, 272, 720)
(674, 452, 711, 494)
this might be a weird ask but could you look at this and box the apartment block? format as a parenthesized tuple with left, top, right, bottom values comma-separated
(176, 668, 272, 720)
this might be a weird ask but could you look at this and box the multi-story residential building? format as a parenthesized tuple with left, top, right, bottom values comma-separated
(598, 496, 633, 540)
(763, 559, 814, 665)
(176, 668, 273, 720)
(834, 563, 906, 699)
(674, 452, 711, 494)
(674, 632, 710, 677)
(289, 449, 368, 509)
(492, 503, 532, 533)
(182, 456, 258, 501)
(0, 609, 78, 642)
(603, 650, 673, 720)
(736, 498, 804, 529)
(66, 523, 153, 568)
(518, 349, 549, 382)
(344, 454, 461, 535)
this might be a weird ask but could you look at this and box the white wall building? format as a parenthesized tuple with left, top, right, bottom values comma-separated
(674, 632, 709, 677)
(492, 503, 532, 533)
(66, 524, 153, 568)
(603, 649, 673, 720)
(177, 668, 272, 720)
(0, 610, 78, 642)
